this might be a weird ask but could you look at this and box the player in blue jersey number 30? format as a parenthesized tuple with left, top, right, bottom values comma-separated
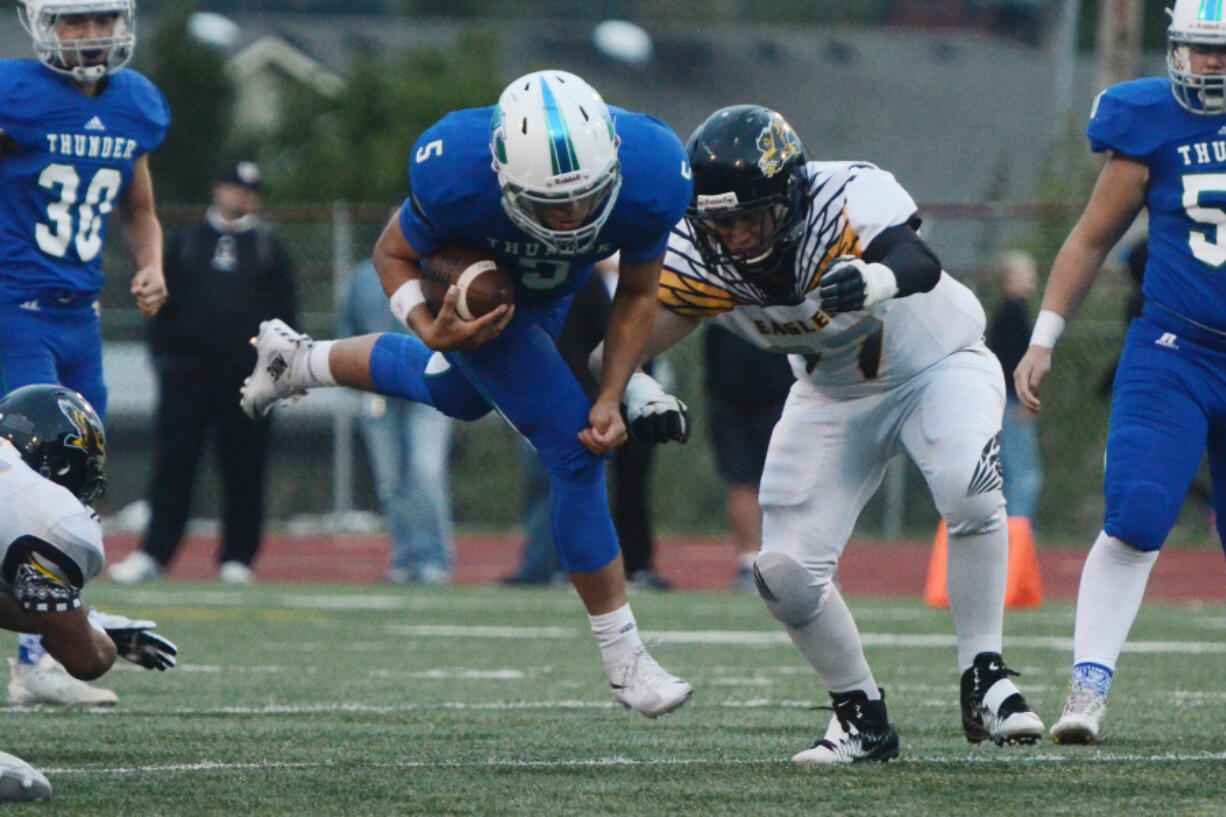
(242, 70, 695, 718)
(0, 0, 170, 708)
(1016, 0, 1226, 744)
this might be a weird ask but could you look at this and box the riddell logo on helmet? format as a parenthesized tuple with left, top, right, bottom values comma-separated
(697, 192, 739, 211)
(547, 172, 586, 187)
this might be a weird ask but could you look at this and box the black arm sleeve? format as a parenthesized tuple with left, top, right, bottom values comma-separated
(861, 222, 942, 297)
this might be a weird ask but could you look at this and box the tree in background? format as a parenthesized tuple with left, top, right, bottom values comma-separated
(138, 2, 236, 204)
(257, 28, 501, 203)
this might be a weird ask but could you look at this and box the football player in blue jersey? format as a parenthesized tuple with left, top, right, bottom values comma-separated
(1016, 0, 1226, 744)
(1, 0, 170, 706)
(242, 70, 694, 718)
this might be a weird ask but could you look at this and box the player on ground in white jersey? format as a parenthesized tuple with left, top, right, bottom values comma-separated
(597, 105, 1044, 763)
(0, 384, 177, 801)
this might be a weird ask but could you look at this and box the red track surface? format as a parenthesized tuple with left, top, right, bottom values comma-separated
(101, 534, 1226, 602)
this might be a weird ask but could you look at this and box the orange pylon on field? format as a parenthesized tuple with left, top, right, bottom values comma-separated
(924, 516, 1043, 608)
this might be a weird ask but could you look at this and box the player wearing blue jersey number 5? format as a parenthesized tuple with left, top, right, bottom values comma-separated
(241, 70, 694, 718)
(0, 0, 169, 708)
(1015, 0, 1226, 745)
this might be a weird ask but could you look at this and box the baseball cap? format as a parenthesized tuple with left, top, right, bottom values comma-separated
(217, 161, 262, 192)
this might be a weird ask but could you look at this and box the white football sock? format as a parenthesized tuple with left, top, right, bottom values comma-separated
(298, 339, 337, 388)
(1072, 531, 1158, 672)
(946, 526, 1007, 670)
(784, 584, 879, 699)
(589, 604, 644, 677)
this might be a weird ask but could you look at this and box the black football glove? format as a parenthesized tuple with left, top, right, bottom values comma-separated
(817, 257, 898, 315)
(621, 373, 690, 444)
(88, 609, 178, 671)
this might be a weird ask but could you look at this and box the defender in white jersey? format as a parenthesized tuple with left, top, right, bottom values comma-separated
(0, 385, 176, 801)
(606, 106, 1044, 762)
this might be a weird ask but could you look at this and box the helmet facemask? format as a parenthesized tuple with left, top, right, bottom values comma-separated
(688, 186, 806, 283)
(1168, 0, 1226, 114)
(498, 162, 622, 256)
(18, 0, 136, 84)
(490, 71, 623, 256)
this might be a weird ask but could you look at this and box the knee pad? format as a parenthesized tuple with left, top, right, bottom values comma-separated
(944, 494, 1006, 537)
(753, 551, 829, 627)
(1106, 480, 1175, 551)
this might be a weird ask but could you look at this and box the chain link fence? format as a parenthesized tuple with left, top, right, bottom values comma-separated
(94, 201, 1214, 546)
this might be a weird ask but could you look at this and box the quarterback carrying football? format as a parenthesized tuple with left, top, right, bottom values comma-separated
(242, 70, 694, 718)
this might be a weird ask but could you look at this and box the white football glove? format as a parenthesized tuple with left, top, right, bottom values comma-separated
(88, 608, 178, 671)
(621, 372, 689, 444)
(817, 256, 898, 314)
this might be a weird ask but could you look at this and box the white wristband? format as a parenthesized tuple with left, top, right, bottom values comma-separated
(1029, 309, 1066, 348)
(389, 279, 426, 328)
(862, 262, 899, 305)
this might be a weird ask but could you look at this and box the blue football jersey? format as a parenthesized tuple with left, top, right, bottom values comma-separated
(0, 60, 170, 303)
(398, 105, 691, 305)
(1089, 77, 1226, 333)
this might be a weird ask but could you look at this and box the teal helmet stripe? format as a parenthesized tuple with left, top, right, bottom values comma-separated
(539, 78, 579, 175)
(1202, 0, 1224, 21)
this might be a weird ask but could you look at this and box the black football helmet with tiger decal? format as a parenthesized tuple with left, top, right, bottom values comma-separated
(0, 384, 106, 504)
(685, 105, 809, 285)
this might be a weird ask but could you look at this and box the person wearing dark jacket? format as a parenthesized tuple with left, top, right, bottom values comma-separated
(108, 162, 297, 584)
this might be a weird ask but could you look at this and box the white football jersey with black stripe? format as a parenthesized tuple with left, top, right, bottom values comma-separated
(660, 161, 987, 398)
(0, 439, 104, 604)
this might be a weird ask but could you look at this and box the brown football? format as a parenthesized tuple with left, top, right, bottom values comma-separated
(420, 245, 515, 321)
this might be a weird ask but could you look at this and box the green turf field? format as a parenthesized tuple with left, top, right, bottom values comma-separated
(10, 583, 1226, 816)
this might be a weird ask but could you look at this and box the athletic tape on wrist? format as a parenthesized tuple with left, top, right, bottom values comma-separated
(1029, 309, 1066, 348)
(389, 279, 426, 328)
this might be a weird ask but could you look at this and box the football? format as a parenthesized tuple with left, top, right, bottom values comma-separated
(420, 245, 515, 321)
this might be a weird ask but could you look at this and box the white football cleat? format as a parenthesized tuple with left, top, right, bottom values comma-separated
(0, 751, 51, 802)
(1050, 684, 1107, 744)
(240, 319, 312, 419)
(219, 561, 254, 585)
(107, 550, 161, 585)
(7, 656, 117, 707)
(608, 646, 692, 718)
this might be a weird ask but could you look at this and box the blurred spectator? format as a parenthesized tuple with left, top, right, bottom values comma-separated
(109, 162, 296, 585)
(340, 255, 455, 585)
(986, 249, 1042, 522)
(502, 261, 670, 589)
(702, 325, 792, 590)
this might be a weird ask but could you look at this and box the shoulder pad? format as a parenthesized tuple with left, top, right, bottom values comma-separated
(1087, 78, 1177, 158)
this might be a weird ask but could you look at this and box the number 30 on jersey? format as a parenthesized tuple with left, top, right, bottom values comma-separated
(35, 163, 122, 263)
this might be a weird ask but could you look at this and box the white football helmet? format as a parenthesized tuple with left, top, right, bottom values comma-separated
(18, 0, 136, 83)
(490, 70, 622, 255)
(1168, 0, 1226, 114)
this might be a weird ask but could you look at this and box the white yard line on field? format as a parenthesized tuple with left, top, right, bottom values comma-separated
(42, 751, 1226, 776)
(381, 624, 1226, 656)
